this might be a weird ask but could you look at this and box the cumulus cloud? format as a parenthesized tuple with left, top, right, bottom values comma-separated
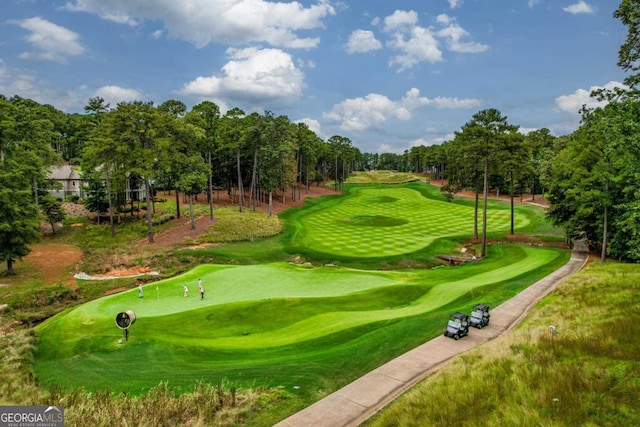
(324, 88, 481, 132)
(295, 117, 323, 137)
(562, 1, 595, 15)
(378, 9, 487, 71)
(528, 0, 541, 8)
(14, 17, 85, 63)
(436, 14, 488, 53)
(94, 85, 144, 105)
(345, 30, 382, 54)
(180, 47, 304, 103)
(387, 26, 442, 70)
(554, 81, 626, 115)
(64, 0, 335, 49)
(448, 0, 463, 9)
(383, 10, 419, 32)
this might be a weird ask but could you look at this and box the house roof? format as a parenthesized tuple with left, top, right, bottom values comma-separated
(49, 165, 82, 180)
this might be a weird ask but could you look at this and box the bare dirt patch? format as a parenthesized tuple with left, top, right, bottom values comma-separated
(23, 244, 83, 287)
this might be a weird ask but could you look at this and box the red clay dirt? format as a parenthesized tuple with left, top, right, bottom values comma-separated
(24, 185, 340, 284)
(22, 243, 83, 287)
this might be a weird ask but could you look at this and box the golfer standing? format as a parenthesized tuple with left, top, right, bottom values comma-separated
(198, 279, 204, 300)
(138, 283, 144, 298)
(183, 284, 188, 297)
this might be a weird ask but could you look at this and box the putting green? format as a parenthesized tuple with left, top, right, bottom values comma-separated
(290, 187, 528, 258)
(34, 245, 567, 391)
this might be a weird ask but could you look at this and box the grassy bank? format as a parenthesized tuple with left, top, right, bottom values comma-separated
(365, 261, 640, 426)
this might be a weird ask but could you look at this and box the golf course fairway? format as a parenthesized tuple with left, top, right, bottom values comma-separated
(33, 182, 569, 402)
(284, 185, 530, 258)
(34, 245, 568, 392)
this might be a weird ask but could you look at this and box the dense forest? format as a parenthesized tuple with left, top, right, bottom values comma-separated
(2, 1, 640, 274)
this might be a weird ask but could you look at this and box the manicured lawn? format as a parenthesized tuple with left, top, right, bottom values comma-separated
(34, 244, 567, 393)
(32, 182, 569, 424)
(286, 185, 529, 258)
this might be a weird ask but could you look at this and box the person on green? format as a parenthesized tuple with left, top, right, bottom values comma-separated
(138, 283, 144, 298)
(198, 279, 204, 300)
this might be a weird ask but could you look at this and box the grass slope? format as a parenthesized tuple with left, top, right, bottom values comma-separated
(366, 261, 640, 427)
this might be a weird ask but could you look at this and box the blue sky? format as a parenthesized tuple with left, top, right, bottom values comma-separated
(0, 0, 627, 153)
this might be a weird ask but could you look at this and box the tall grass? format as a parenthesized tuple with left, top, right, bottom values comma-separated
(365, 261, 640, 427)
(196, 207, 283, 243)
(0, 328, 283, 426)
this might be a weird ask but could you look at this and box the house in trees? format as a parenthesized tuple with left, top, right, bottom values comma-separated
(47, 165, 84, 199)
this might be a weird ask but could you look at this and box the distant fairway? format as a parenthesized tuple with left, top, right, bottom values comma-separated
(33, 182, 568, 406)
(288, 186, 528, 258)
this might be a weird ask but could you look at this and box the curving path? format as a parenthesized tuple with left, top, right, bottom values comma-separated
(275, 240, 589, 427)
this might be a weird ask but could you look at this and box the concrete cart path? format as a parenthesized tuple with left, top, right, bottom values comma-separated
(275, 242, 589, 427)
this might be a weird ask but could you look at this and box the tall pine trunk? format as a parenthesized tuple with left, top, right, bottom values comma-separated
(105, 164, 115, 238)
(236, 147, 244, 212)
(175, 190, 180, 219)
(145, 178, 154, 243)
(189, 194, 196, 230)
(481, 157, 489, 258)
(208, 151, 214, 220)
(601, 175, 609, 263)
(474, 192, 479, 239)
(510, 170, 515, 235)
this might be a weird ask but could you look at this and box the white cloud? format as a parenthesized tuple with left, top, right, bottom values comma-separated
(324, 88, 481, 132)
(383, 10, 418, 32)
(151, 30, 163, 39)
(64, 0, 335, 49)
(562, 1, 595, 15)
(296, 117, 323, 137)
(387, 26, 442, 71)
(179, 47, 304, 103)
(528, 0, 541, 8)
(345, 30, 382, 54)
(94, 85, 144, 105)
(554, 81, 626, 115)
(14, 17, 85, 63)
(448, 0, 463, 9)
(436, 14, 489, 53)
(379, 10, 487, 71)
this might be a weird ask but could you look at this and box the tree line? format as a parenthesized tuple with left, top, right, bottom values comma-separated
(2, 1, 640, 276)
